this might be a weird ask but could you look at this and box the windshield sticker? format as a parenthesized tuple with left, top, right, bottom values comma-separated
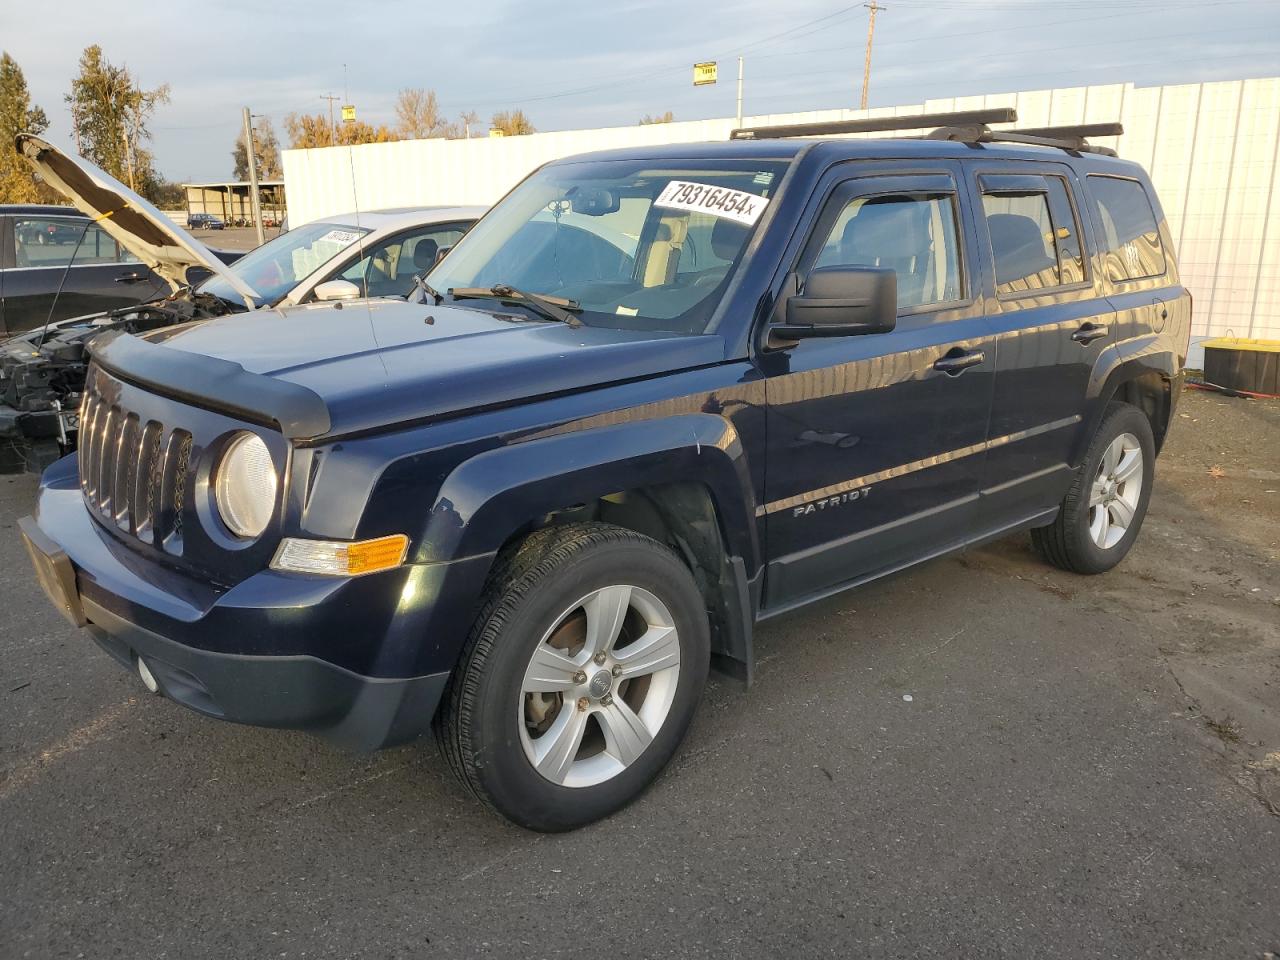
(654, 181, 769, 226)
(317, 229, 364, 246)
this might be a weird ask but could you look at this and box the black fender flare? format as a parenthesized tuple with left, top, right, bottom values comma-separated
(1075, 335, 1178, 465)
(415, 413, 761, 570)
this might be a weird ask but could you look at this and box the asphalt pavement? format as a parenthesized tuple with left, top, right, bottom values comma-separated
(2, 390, 1277, 959)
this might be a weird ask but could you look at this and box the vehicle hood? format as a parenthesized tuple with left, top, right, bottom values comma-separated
(14, 134, 260, 310)
(149, 299, 726, 437)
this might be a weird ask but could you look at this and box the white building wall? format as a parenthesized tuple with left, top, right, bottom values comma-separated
(282, 77, 1280, 359)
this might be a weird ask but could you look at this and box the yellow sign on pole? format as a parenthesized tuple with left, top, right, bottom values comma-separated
(693, 61, 718, 86)
(341, 104, 356, 123)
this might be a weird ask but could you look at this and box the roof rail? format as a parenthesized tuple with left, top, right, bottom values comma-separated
(926, 121, 1123, 156)
(729, 109, 1122, 156)
(728, 108, 1017, 140)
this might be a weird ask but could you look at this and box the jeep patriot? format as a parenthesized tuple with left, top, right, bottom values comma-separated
(17, 111, 1190, 830)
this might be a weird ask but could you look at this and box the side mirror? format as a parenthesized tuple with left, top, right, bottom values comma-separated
(771, 266, 897, 345)
(313, 279, 362, 302)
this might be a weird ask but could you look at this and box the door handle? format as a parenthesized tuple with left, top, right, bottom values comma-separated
(114, 272, 149, 284)
(932, 349, 985, 375)
(1071, 322, 1108, 345)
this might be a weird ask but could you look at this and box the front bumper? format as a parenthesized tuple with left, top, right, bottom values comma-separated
(18, 467, 476, 752)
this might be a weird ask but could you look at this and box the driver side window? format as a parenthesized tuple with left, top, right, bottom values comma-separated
(813, 193, 962, 310)
(342, 224, 468, 298)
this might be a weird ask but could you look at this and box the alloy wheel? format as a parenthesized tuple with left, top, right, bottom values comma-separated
(518, 584, 681, 788)
(1088, 431, 1143, 549)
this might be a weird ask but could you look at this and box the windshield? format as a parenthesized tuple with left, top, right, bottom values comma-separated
(426, 159, 786, 333)
(198, 221, 371, 307)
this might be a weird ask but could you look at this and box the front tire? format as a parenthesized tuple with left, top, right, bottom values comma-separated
(436, 522, 710, 832)
(1032, 402, 1155, 574)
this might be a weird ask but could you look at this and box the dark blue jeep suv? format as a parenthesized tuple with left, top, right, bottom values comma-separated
(20, 111, 1190, 830)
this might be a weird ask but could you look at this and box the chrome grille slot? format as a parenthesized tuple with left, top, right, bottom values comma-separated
(78, 368, 194, 554)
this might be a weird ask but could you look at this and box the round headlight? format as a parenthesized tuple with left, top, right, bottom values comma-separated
(215, 432, 277, 539)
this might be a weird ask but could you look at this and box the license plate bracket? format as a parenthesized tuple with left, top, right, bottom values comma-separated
(18, 516, 87, 627)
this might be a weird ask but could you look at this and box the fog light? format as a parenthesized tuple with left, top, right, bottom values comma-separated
(271, 534, 409, 577)
(136, 656, 160, 694)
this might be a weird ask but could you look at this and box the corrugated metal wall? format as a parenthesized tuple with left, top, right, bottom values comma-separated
(282, 77, 1280, 358)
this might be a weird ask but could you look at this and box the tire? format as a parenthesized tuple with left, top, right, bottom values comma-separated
(436, 522, 710, 832)
(1032, 401, 1155, 574)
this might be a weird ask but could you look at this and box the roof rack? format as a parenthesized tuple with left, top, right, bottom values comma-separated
(927, 121, 1123, 156)
(728, 109, 1123, 157)
(729, 108, 1017, 140)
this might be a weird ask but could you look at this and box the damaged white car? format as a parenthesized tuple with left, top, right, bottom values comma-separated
(0, 134, 483, 472)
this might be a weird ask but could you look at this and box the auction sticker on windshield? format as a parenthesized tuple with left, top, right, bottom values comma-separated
(654, 181, 769, 226)
(317, 229, 365, 246)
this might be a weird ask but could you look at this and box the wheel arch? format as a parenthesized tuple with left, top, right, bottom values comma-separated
(1078, 343, 1177, 466)
(417, 414, 762, 681)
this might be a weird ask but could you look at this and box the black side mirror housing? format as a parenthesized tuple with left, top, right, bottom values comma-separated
(771, 265, 897, 345)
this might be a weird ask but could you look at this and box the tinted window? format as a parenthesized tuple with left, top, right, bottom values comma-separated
(814, 194, 962, 309)
(982, 192, 1062, 294)
(1044, 178, 1086, 284)
(13, 218, 125, 268)
(1090, 175, 1165, 282)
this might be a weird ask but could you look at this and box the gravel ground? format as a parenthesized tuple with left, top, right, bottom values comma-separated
(0, 388, 1277, 959)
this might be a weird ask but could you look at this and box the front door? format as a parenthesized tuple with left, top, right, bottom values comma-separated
(760, 166, 996, 609)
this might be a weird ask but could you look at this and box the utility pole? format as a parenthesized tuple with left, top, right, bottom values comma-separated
(321, 93, 341, 145)
(859, 1, 885, 111)
(243, 107, 265, 245)
(736, 56, 744, 129)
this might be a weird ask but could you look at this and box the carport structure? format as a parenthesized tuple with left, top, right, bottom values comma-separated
(182, 180, 286, 225)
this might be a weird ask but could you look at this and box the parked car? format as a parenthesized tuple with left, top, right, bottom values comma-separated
(19, 111, 1190, 832)
(186, 212, 225, 230)
(0, 139, 482, 471)
(1, 204, 188, 335)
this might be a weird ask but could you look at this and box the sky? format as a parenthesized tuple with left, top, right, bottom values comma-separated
(3, 0, 1278, 183)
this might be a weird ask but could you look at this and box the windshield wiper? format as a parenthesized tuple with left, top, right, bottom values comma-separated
(410, 273, 442, 305)
(449, 284, 583, 328)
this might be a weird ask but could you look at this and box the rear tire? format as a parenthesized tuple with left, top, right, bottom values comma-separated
(1032, 402, 1155, 574)
(436, 522, 710, 832)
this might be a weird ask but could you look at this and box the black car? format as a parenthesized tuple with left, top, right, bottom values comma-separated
(0, 205, 173, 336)
(187, 212, 225, 230)
(21, 111, 1191, 831)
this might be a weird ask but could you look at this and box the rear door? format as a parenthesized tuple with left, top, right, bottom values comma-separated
(966, 163, 1112, 528)
(6, 214, 166, 332)
(760, 164, 997, 608)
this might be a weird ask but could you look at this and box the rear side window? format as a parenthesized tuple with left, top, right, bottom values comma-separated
(1089, 176, 1165, 282)
(982, 192, 1061, 294)
(814, 193, 962, 310)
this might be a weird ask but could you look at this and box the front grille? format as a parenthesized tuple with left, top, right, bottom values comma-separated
(78, 375, 192, 550)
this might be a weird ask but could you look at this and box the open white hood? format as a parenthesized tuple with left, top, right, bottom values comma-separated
(15, 134, 260, 310)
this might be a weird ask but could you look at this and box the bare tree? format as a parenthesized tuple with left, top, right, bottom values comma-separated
(640, 111, 675, 125)
(284, 112, 399, 148)
(490, 109, 535, 136)
(395, 88, 446, 139)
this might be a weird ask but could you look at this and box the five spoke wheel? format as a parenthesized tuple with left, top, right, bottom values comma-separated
(1087, 431, 1143, 549)
(519, 585, 681, 788)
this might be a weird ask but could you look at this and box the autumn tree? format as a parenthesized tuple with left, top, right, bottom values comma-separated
(640, 111, 675, 124)
(395, 88, 448, 139)
(232, 116, 282, 180)
(490, 109, 535, 136)
(0, 52, 53, 203)
(284, 112, 399, 148)
(65, 45, 169, 198)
